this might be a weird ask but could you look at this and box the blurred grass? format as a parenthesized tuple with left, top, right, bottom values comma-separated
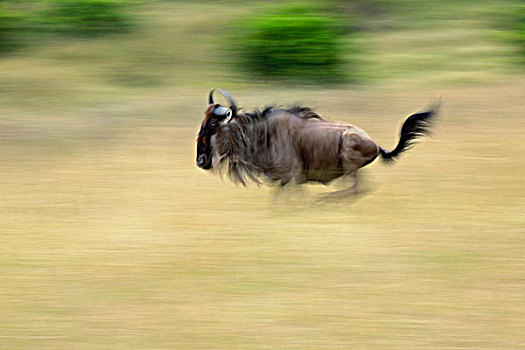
(2, 86, 524, 349)
(1, 1, 525, 349)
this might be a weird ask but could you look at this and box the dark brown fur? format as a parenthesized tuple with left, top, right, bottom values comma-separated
(197, 91, 438, 196)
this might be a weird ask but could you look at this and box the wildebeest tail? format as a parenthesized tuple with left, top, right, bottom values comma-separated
(379, 104, 439, 164)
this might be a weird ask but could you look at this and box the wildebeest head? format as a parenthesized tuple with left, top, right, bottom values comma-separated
(196, 89, 238, 169)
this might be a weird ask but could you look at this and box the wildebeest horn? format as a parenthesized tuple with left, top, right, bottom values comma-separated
(218, 89, 238, 115)
(208, 89, 215, 105)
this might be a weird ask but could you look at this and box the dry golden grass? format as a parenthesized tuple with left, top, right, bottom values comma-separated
(1, 79, 524, 349)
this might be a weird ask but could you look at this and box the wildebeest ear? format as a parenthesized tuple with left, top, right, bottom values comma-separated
(221, 109, 233, 125)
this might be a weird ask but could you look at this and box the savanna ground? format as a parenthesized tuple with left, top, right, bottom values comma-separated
(1, 1, 524, 349)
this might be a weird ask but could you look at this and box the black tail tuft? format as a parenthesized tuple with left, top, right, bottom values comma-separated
(379, 103, 439, 164)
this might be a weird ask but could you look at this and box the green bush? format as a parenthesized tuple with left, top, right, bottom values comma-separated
(237, 3, 348, 83)
(513, 5, 525, 58)
(44, 0, 132, 37)
(0, 7, 24, 53)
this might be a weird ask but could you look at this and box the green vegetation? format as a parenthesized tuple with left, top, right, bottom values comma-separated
(510, 3, 525, 58)
(236, 3, 347, 83)
(43, 0, 133, 36)
(0, 0, 523, 83)
(0, 4, 25, 52)
(0, 0, 134, 54)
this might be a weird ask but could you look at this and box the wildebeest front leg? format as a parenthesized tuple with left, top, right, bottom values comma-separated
(273, 175, 308, 205)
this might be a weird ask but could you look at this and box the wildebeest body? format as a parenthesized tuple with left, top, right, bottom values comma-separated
(197, 89, 438, 195)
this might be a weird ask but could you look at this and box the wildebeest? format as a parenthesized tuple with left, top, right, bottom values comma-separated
(196, 89, 438, 197)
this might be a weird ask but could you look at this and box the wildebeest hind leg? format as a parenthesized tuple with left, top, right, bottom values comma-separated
(319, 171, 360, 199)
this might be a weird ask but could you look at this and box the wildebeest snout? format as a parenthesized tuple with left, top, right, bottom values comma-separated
(196, 154, 211, 169)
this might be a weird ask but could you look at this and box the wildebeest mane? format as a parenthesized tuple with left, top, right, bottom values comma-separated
(239, 105, 322, 124)
(217, 105, 322, 186)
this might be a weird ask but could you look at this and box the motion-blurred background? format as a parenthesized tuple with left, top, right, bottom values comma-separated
(1, 0, 524, 349)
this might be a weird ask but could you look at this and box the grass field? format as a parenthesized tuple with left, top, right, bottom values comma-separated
(1, 1, 524, 349)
